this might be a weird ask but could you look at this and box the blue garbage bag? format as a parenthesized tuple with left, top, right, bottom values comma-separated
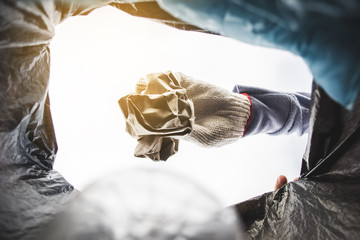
(158, 0, 360, 109)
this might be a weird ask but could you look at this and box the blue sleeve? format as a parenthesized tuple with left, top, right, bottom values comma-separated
(233, 85, 311, 136)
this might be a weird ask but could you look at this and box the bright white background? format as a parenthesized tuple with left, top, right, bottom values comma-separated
(49, 6, 312, 207)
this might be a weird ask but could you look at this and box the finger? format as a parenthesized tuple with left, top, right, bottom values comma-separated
(275, 175, 288, 190)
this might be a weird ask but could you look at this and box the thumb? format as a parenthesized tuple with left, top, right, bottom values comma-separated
(274, 175, 288, 190)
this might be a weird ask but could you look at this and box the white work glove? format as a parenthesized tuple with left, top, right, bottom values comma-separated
(171, 72, 251, 147)
(134, 71, 251, 147)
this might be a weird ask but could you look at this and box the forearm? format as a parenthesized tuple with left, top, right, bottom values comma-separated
(233, 85, 311, 136)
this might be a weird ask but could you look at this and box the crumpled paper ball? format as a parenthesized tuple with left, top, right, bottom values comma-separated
(119, 71, 194, 161)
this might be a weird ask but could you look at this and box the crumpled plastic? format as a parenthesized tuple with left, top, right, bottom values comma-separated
(119, 72, 194, 161)
(3, 0, 360, 239)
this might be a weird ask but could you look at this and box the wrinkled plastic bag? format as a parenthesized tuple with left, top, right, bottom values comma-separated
(2, 0, 360, 239)
(119, 71, 194, 161)
(158, 0, 360, 109)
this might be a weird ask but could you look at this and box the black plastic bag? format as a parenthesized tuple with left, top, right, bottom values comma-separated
(1, 1, 360, 239)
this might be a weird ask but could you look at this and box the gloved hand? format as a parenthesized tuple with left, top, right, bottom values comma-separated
(171, 72, 251, 147)
(119, 71, 251, 161)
